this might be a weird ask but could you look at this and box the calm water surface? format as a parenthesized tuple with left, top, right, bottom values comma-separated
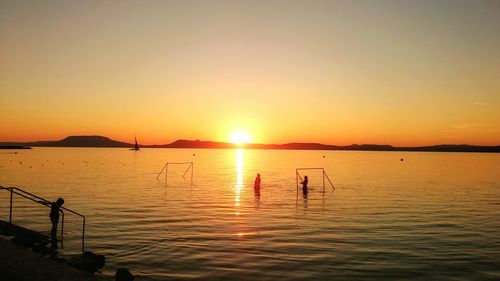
(1, 148, 499, 280)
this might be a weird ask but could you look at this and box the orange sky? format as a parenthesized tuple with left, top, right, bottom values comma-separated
(1, 1, 499, 146)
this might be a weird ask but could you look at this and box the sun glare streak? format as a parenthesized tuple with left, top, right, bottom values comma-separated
(235, 149, 244, 207)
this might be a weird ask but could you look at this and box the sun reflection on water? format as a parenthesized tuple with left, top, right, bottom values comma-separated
(234, 149, 244, 207)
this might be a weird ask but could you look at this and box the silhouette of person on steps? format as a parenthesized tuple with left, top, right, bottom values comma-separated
(50, 197, 64, 248)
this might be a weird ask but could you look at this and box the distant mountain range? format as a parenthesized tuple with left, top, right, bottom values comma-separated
(1, 136, 130, 148)
(1, 135, 499, 153)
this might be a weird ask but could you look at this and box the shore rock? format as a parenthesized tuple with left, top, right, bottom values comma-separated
(67, 251, 105, 273)
(115, 268, 134, 281)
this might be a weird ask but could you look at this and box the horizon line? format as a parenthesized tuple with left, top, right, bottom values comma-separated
(1, 134, 499, 148)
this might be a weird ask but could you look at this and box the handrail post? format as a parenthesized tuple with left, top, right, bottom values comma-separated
(191, 162, 193, 185)
(60, 211, 64, 248)
(82, 217, 85, 252)
(9, 188, 13, 224)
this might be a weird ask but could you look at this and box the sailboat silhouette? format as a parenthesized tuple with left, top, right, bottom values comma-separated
(130, 136, 140, 151)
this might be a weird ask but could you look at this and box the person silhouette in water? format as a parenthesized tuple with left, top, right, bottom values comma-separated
(253, 173, 260, 196)
(50, 197, 64, 248)
(254, 173, 261, 196)
(301, 176, 308, 195)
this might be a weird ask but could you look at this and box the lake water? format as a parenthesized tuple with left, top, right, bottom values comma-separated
(1, 148, 499, 280)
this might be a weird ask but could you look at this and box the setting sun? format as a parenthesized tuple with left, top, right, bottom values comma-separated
(229, 129, 253, 145)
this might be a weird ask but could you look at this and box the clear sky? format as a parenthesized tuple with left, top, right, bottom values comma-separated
(1, 0, 499, 146)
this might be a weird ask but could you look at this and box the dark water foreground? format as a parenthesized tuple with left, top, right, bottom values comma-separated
(1, 148, 499, 280)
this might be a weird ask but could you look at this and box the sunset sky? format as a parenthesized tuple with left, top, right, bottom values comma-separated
(1, 0, 499, 146)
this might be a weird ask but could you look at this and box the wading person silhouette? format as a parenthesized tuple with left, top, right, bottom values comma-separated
(301, 176, 308, 195)
(254, 173, 261, 196)
(50, 197, 64, 248)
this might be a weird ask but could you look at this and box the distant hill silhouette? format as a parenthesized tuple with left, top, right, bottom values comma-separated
(144, 139, 500, 152)
(47, 136, 132, 147)
(0, 141, 53, 147)
(0, 136, 131, 148)
(159, 139, 239, 149)
(396, 144, 500, 153)
(1, 136, 499, 152)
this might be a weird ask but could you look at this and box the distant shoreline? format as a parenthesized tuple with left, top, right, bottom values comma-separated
(1, 135, 499, 153)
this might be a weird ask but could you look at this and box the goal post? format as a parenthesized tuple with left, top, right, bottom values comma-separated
(156, 162, 194, 187)
(296, 167, 335, 193)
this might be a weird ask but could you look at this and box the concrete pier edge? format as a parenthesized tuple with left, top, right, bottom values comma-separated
(0, 237, 110, 281)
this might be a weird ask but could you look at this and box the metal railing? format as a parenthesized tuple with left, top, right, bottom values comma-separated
(0, 186, 86, 252)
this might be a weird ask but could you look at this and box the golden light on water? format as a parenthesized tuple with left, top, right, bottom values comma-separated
(234, 149, 244, 207)
(234, 232, 256, 237)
